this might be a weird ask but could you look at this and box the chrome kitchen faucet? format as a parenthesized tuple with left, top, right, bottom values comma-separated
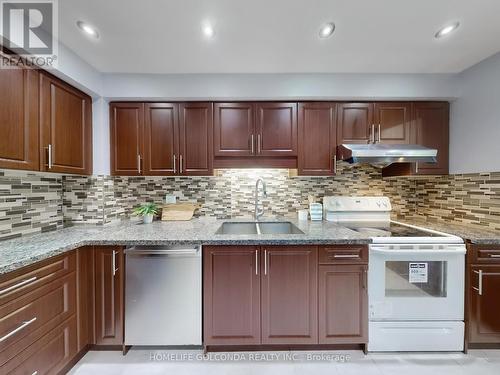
(254, 178, 267, 220)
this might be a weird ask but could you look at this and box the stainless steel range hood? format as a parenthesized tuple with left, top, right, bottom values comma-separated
(337, 144, 437, 167)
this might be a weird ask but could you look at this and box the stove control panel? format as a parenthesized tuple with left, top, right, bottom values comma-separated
(323, 196, 392, 222)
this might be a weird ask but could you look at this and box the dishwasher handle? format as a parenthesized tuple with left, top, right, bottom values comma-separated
(125, 247, 200, 257)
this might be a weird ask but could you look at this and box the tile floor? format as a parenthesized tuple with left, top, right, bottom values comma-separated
(68, 349, 500, 375)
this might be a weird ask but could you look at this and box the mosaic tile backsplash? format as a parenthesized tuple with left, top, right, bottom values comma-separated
(1, 165, 499, 240)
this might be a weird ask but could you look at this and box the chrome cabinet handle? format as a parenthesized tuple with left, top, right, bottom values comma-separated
(47, 144, 53, 169)
(489, 254, 500, 258)
(32, 371, 38, 375)
(371, 124, 375, 143)
(473, 270, 483, 295)
(0, 317, 37, 343)
(173, 155, 176, 174)
(264, 249, 268, 275)
(415, 162, 419, 174)
(179, 155, 183, 174)
(332, 254, 359, 259)
(0, 276, 37, 296)
(112, 250, 118, 276)
(255, 250, 258, 275)
(257, 134, 261, 154)
(378, 124, 381, 143)
(333, 154, 337, 174)
(137, 155, 141, 174)
(250, 135, 255, 154)
(362, 269, 368, 290)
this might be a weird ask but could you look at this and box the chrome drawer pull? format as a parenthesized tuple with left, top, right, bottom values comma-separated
(489, 254, 500, 258)
(255, 250, 258, 275)
(0, 317, 37, 343)
(332, 254, 359, 258)
(0, 276, 37, 296)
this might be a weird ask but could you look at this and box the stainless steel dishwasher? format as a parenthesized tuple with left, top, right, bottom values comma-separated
(124, 245, 202, 346)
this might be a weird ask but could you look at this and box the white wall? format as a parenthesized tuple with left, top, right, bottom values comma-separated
(450, 52, 500, 174)
(102, 73, 460, 101)
(92, 97, 110, 175)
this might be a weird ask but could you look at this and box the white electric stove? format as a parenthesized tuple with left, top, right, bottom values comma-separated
(324, 196, 466, 352)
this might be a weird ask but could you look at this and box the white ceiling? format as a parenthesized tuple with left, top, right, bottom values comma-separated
(59, 0, 500, 74)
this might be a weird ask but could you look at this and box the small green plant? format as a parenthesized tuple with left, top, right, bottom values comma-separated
(133, 202, 159, 217)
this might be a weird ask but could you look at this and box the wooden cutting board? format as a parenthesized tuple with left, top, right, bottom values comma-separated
(161, 203, 200, 221)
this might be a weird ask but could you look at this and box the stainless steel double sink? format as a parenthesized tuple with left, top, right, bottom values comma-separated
(215, 221, 304, 235)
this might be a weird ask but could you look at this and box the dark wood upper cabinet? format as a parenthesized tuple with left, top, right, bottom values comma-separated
(412, 102, 449, 175)
(143, 103, 178, 176)
(298, 102, 337, 176)
(179, 102, 213, 175)
(318, 265, 368, 344)
(337, 102, 373, 144)
(214, 102, 255, 157)
(261, 246, 317, 344)
(110, 102, 144, 176)
(255, 102, 297, 156)
(0, 66, 39, 171)
(203, 246, 261, 346)
(94, 246, 124, 346)
(39, 72, 92, 175)
(374, 102, 412, 144)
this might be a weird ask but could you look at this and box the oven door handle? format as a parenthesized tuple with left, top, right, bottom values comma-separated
(370, 247, 466, 255)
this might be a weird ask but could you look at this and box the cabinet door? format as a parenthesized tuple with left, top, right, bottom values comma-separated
(412, 102, 449, 175)
(261, 246, 317, 344)
(143, 103, 178, 176)
(110, 103, 144, 176)
(318, 265, 368, 344)
(298, 102, 337, 175)
(255, 102, 297, 156)
(39, 73, 92, 175)
(2, 316, 78, 375)
(214, 103, 255, 156)
(374, 102, 411, 144)
(94, 246, 124, 346)
(469, 265, 500, 343)
(179, 102, 213, 175)
(203, 246, 261, 345)
(337, 103, 373, 144)
(77, 247, 95, 350)
(0, 66, 39, 171)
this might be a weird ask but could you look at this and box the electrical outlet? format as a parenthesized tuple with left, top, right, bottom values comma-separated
(165, 195, 177, 204)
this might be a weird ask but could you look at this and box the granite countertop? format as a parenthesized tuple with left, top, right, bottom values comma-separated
(397, 218, 500, 245)
(0, 217, 370, 275)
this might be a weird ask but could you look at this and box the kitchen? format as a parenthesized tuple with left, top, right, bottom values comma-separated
(1, 0, 500, 374)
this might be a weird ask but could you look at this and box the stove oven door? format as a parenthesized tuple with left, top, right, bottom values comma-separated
(368, 244, 465, 321)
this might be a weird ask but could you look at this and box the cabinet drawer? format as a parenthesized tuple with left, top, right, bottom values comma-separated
(319, 245, 368, 264)
(0, 273, 76, 366)
(3, 315, 77, 375)
(470, 245, 500, 264)
(0, 252, 76, 305)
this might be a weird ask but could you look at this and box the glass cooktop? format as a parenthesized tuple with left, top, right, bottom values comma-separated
(345, 221, 446, 238)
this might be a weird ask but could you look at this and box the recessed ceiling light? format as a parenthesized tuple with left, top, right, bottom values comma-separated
(202, 24, 215, 39)
(76, 21, 99, 39)
(319, 22, 335, 38)
(435, 22, 460, 38)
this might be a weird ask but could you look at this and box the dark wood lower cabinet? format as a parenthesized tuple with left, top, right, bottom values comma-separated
(203, 246, 261, 345)
(467, 243, 500, 346)
(261, 246, 317, 344)
(94, 246, 124, 346)
(318, 265, 368, 344)
(204, 245, 368, 349)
